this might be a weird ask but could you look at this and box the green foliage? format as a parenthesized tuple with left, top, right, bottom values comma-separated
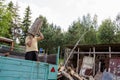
(114, 13, 120, 42)
(0, 0, 12, 38)
(65, 14, 97, 45)
(38, 16, 64, 54)
(97, 19, 116, 44)
(22, 6, 31, 35)
(1, 0, 120, 56)
(7, 1, 22, 44)
(81, 14, 97, 44)
(66, 19, 85, 45)
(84, 26, 97, 44)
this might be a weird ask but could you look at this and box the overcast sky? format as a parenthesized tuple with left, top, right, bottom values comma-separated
(7, 0, 120, 31)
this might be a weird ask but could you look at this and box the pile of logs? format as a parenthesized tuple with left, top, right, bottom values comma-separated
(57, 55, 109, 80)
(57, 56, 96, 80)
(58, 65, 100, 80)
(57, 66, 89, 80)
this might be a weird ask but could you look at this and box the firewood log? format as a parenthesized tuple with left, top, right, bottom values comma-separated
(61, 71, 74, 80)
(28, 17, 43, 36)
(67, 67, 83, 80)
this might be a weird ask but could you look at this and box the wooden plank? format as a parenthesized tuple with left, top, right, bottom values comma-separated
(76, 48, 80, 73)
(72, 52, 120, 54)
(93, 47, 95, 76)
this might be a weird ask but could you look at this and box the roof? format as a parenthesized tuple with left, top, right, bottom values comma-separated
(65, 43, 120, 52)
(0, 37, 13, 43)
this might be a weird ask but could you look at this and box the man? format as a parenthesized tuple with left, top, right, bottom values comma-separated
(25, 32, 44, 61)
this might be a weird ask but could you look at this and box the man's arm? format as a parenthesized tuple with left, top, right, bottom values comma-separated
(37, 32, 44, 40)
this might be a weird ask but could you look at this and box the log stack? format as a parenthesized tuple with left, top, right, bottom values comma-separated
(58, 66, 85, 80)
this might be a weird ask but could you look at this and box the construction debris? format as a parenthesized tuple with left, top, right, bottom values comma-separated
(57, 56, 120, 80)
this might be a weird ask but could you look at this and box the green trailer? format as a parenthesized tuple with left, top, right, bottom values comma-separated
(0, 47, 60, 80)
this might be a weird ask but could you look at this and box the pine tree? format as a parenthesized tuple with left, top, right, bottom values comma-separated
(20, 6, 32, 45)
(11, 2, 21, 44)
(7, 1, 15, 38)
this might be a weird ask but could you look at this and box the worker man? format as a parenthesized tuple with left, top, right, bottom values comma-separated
(25, 32, 44, 61)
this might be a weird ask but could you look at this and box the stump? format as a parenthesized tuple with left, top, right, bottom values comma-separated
(28, 17, 43, 36)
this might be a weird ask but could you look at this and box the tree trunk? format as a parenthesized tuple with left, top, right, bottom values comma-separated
(28, 17, 43, 36)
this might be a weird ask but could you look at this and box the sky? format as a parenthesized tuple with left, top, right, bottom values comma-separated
(7, 0, 120, 31)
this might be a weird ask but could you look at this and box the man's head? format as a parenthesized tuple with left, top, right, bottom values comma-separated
(27, 32, 35, 37)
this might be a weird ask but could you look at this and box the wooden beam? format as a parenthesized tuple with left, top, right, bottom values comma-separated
(76, 48, 80, 73)
(93, 47, 96, 76)
(72, 52, 120, 54)
(109, 46, 111, 58)
(10, 42, 14, 51)
(89, 48, 91, 56)
(0, 37, 13, 43)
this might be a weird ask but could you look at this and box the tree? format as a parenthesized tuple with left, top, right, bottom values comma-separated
(13, 3, 21, 43)
(81, 14, 97, 44)
(20, 6, 32, 45)
(50, 25, 64, 53)
(38, 15, 64, 54)
(114, 13, 120, 42)
(7, 1, 15, 38)
(65, 14, 97, 45)
(0, 0, 12, 37)
(66, 19, 85, 45)
(37, 16, 53, 53)
(83, 14, 98, 44)
(84, 26, 97, 44)
(92, 14, 98, 30)
(81, 13, 92, 30)
(7, 2, 22, 44)
(97, 19, 116, 44)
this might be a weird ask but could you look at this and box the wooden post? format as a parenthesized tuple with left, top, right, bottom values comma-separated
(76, 48, 80, 73)
(64, 48, 69, 66)
(109, 46, 111, 58)
(108, 46, 111, 72)
(93, 47, 96, 76)
(10, 41, 14, 51)
(89, 48, 91, 56)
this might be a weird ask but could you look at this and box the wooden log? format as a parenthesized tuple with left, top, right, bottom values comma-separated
(61, 71, 74, 80)
(28, 17, 43, 36)
(58, 66, 65, 72)
(68, 67, 83, 80)
(94, 72, 102, 80)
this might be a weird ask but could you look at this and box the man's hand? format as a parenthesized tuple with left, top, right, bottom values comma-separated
(37, 31, 44, 40)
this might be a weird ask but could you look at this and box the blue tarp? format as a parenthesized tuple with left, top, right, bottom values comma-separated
(102, 72, 113, 80)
